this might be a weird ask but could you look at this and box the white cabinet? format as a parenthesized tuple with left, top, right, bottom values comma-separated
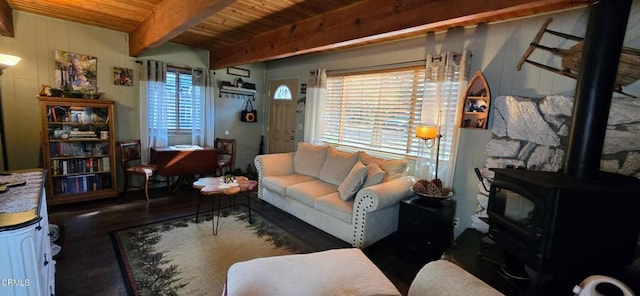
(0, 170, 55, 296)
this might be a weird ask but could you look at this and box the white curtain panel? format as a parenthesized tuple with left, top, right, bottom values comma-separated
(417, 50, 471, 186)
(303, 68, 327, 145)
(192, 68, 216, 147)
(139, 60, 168, 163)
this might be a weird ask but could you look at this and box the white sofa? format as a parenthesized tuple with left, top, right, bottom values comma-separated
(254, 143, 415, 248)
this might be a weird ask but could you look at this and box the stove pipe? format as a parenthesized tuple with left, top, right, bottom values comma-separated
(563, 0, 632, 181)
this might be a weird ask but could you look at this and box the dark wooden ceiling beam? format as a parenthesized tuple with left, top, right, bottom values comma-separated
(0, 0, 14, 37)
(129, 0, 237, 56)
(210, 0, 587, 69)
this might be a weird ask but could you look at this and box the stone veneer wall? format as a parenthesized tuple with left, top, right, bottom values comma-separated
(484, 95, 640, 177)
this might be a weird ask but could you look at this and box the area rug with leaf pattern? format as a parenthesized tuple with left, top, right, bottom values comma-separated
(111, 206, 317, 296)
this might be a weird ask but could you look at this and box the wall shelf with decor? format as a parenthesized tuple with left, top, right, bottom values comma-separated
(38, 96, 118, 205)
(219, 85, 257, 100)
(460, 71, 491, 129)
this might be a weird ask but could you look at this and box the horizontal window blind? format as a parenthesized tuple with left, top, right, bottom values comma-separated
(165, 67, 201, 133)
(325, 67, 425, 156)
(325, 61, 463, 160)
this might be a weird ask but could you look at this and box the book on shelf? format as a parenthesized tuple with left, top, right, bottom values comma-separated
(51, 142, 102, 157)
(51, 156, 111, 176)
(69, 131, 98, 138)
(102, 157, 110, 171)
(52, 173, 112, 194)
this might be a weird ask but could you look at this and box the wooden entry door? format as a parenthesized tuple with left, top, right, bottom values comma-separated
(268, 79, 297, 153)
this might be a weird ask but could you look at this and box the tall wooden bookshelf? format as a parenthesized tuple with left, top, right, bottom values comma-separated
(38, 97, 118, 205)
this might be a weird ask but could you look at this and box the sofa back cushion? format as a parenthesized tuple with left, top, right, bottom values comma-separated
(358, 151, 408, 181)
(379, 159, 409, 181)
(293, 143, 329, 177)
(319, 147, 359, 185)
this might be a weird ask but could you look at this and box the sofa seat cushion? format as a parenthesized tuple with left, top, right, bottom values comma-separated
(314, 192, 354, 224)
(286, 180, 338, 207)
(262, 174, 317, 196)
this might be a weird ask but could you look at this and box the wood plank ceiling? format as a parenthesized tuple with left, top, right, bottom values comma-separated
(2, 0, 587, 69)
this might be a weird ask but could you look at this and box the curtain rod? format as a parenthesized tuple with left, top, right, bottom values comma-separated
(326, 59, 426, 75)
(326, 52, 473, 75)
(135, 60, 200, 72)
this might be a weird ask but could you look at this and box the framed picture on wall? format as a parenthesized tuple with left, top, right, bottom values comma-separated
(113, 67, 133, 86)
(227, 66, 250, 77)
(54, 50, 97, 91)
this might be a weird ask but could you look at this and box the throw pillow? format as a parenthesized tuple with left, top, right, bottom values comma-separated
(338, 161, 368, 201)
(358, 151, 408, 181)
(358, 151, 383, 166)
(319, 147, 359, 186)
(379, 159, 408, 181)
(362, 162, 386, 188)
(293, 142, 329, 177)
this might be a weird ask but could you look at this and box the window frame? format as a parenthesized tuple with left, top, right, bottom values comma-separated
(324, 66, 427, 158)
(164, 66, 201, 135)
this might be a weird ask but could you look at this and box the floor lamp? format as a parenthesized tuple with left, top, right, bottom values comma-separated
(0, 54, 21, 171)
(415, 125, 442, 181)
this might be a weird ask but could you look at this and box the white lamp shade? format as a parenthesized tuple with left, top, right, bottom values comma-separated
(416, 125, 438, 139)
(0, 54, 21, 68)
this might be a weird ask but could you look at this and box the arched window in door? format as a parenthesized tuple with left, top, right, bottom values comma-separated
(274, 85, 292, 100)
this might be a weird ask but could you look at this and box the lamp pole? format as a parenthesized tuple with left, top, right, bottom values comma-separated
(434, 133, 442, 180)
(0, 54, 21, 171)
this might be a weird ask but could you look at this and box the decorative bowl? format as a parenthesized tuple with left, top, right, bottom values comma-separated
(88, 92, 104, 99)
(50, 88, 65, 97)
(63, 91, 104, 99)
(410, 187, 454, 201)
(64, 91, 85, 98)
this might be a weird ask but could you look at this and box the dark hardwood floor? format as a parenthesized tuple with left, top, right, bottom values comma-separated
(48, 186, 420, 296)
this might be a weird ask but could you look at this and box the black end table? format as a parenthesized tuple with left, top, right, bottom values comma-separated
(397, 196, 456, 265)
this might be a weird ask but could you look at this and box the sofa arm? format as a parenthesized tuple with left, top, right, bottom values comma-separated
(408, 260, 503, 296)
(355, 176, 416, 211)
(254, 152, 295, 176)
(254, 153, 295, 200)
(351, 176, 416, 248)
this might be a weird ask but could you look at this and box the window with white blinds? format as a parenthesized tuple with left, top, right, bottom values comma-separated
(325, 67, 426, 157)
(165, 67, 201, 134)
(325, 64, 462, 159)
